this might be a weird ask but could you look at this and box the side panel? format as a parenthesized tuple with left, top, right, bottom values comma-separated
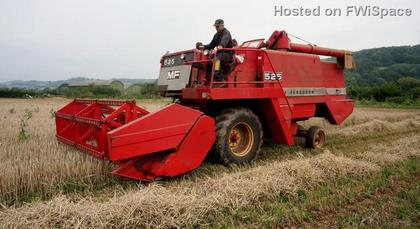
(320, 61, 346, 89)
(265, 50, 324, 88)
(324, 96, 354, 125)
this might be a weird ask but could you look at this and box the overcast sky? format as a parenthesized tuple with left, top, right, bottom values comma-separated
(0, 0, 419, 82)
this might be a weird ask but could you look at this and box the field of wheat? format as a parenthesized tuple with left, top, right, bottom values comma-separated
(0, 98, 419, 228)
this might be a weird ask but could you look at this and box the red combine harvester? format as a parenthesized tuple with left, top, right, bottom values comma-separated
(55, 31, 355, 181)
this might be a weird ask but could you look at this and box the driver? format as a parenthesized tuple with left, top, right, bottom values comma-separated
(196, 19, 234, 82)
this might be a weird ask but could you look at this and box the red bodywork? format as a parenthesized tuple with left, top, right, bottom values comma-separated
(55, 31, 354, 181)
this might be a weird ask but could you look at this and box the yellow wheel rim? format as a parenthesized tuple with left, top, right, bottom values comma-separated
(229, 122, 254, 157)
(314, 130, 325, 148)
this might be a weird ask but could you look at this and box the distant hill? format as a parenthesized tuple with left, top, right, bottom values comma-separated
(0, 77, 157, 90)
(346, 44, 420, 86)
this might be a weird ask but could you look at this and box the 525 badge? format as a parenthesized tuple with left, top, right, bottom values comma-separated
(264, 71, 283, 81)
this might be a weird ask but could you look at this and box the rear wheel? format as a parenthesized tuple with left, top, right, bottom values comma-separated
(212, 108, 263, 165)
(305, 126, 326, 149)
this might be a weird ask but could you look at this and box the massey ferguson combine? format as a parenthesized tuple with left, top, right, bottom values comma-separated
(55, 30, 355, 181)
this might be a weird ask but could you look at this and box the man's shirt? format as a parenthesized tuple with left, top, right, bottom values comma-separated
(204, 28, 233, 50)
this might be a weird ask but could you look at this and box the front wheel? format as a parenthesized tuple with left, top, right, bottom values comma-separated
(213, 108, 263, 165)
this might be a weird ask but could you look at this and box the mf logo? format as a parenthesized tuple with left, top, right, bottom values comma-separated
(167, 70, 180, 80)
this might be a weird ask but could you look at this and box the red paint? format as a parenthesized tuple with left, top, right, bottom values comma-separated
(55, 31, 354, 181)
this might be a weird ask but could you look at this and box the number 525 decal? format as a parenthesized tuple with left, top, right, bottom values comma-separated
(264, 72, 283, 81)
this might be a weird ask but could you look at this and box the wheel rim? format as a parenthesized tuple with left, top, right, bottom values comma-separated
(229, 122, 254, 157)
(314, 130, 325, 148)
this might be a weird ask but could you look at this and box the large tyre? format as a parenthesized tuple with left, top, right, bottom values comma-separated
(305, 126, 326, 149)
(213, 108, 263, 165)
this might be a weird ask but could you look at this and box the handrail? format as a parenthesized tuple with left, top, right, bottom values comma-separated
(206, 48, 292, 112)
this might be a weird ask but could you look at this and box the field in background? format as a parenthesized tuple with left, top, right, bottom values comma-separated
(0, 98, 419, 228)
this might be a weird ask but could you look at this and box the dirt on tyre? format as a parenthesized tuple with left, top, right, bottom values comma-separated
(305, 126, 326, 149)
(212, 108, 263, 165)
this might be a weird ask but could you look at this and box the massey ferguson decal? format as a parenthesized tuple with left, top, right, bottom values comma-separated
(167, 70, 180, 80)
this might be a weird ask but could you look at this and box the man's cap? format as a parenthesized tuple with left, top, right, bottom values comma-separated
(213, 19, 224, 26)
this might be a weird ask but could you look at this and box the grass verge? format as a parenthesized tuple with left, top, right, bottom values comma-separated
(356, 100, 420, 109)
(206, 157, 420, 228)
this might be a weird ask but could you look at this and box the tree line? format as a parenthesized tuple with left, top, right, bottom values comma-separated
(346, 44, 420, 104)
(0, 83, 160, 99)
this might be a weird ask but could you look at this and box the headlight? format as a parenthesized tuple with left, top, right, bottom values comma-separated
(203, 50, 210, 56)
(180, 53, 185, 60)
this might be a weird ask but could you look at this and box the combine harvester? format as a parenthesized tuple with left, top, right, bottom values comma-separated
(55, 31, 355, 181)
